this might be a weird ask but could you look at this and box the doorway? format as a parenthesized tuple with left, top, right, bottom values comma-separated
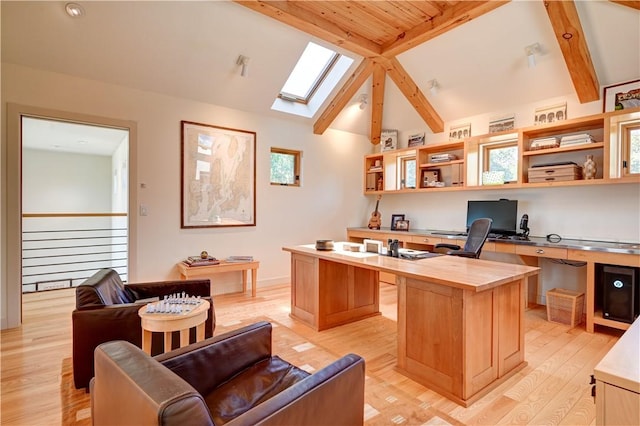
(3, 103, 138, 329)
(21, 117, 130, 292)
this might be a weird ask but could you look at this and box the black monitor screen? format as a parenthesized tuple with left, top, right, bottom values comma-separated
(466, 199, 518, 235)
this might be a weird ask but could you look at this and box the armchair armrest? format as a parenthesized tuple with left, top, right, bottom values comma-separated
(156, 321, 272, 396)
(448, 251, 478, 258)
(434, 243, 461, 251)
(126, 279, 210, 300)
(228, 353, 365, 426)
(92, 341, 214, 426)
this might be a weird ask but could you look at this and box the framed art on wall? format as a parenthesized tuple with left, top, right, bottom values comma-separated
(181, 121, 256, 228)
(603, 79, 640, 112)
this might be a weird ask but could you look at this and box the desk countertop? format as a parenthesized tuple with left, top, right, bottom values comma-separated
(347, 227, 640, 255)
(283, 244, 539, 293)
(594, 317, 640, 392)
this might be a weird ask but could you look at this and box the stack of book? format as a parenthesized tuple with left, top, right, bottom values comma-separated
(183, 256, 220, 267)
(430, 153, 457, 163)
(560, 133, 594, 147)
(530, 137, 559, 150)
(226, 255, 254, 263)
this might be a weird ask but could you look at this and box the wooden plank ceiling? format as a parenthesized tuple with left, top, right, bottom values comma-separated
(236, 1, 606, 143)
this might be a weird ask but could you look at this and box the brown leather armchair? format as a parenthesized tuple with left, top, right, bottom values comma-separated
(72, 268, 215, 389)
(91, 321, 365, 425)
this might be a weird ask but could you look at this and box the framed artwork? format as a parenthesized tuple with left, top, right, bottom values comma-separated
(408, 132, 425, 147)
(534, 103, 566, 125)
(395, 220, 410, 231)
(488, 114, 515, 133)
(603, 79, 640, 112)
(449, 123, 471, 140)
(381, 129, 398, 151)
(181, 120, 256, 228)
(390, 214, 405, 230)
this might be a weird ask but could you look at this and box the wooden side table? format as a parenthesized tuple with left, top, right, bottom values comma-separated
(176, 260, 260, 297)
(138, 299, 209, 354)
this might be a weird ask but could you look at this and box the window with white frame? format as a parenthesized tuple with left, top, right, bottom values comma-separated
(482, 139, 519, 183)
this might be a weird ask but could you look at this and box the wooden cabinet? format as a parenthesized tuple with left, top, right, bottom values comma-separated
(362, 108, 640, 194)
(290, 252, 380, 331)
(594, 318, 640, 425)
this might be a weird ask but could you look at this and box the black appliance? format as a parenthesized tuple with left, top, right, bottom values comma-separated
(602, 265, 639, 323)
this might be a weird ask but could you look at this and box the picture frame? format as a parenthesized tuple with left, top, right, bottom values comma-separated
(381, 129, 398, 152)
(534, 103, 566, 125)
(181, 120, 256, 228)
(408, 132, 425, 147)
(603, 79, 640, 112)
(395, 219, 410, 231)
(449, 123, 471, 140)
(488, 114, 515, 133)
(390, 214, 405, 230)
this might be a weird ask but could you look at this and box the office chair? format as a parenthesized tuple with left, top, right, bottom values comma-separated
(434, 218, 492, 259)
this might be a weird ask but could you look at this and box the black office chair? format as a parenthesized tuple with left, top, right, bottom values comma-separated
(434, 218, 492, 259)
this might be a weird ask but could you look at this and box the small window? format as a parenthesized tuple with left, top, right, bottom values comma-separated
(622, 122, 640, 176)
(279, 42, 339, 104)
(482, 141, 518, 183)
(270, 148, 301, 186)
(400, 156, 416, 189)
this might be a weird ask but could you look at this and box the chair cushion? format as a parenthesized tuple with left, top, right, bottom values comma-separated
(204, 356, 310, 425)
(76, 269, 134, 307)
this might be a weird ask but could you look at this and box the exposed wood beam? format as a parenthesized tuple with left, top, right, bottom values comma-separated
(377, 57, 444, 133)
(370, 64, 386, 145)
(234, 1, 382, 57)
(544, 0, 600, 103)
(381, 1, 509, 57)
(609, 1, 640, 10)
(313, 58, 376, 135)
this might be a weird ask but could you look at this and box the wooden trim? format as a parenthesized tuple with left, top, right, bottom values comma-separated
(370, 64, 386, 145)
(22, 213, 127, 218)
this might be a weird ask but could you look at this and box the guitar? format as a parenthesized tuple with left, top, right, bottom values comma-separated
(367, 195, 382, 230)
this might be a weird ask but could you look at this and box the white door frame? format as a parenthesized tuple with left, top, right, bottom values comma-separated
(3, 103, 137, 329)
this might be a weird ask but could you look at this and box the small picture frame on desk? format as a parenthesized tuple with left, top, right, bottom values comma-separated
(390, 214, 405, 230)
(395, 220, 410, 231)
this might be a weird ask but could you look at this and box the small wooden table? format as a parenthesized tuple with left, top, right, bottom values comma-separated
(138, 299, 209, 354)
(177, 260, 260, 297)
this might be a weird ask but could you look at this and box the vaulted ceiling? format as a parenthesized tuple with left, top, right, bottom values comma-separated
(2, 1, 639, 144)
(236, 0, 637, 143)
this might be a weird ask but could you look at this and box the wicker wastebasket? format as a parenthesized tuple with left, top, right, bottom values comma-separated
(546, 288, 584, 327)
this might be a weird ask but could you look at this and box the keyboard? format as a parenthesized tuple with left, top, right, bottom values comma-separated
(431, 231, 467, 236)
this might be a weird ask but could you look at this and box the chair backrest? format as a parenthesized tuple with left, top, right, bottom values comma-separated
(463, 218, 492, 258)
(75, 268, 133, 307)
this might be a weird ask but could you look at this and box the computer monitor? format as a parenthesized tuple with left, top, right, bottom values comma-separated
(466, 199, 518, 235)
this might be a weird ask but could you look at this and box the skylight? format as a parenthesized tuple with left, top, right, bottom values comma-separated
(279, 42, 339, 103)
(272, 42, 354, 118)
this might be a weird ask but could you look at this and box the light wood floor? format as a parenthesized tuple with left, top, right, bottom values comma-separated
(1, 283, 622, 425)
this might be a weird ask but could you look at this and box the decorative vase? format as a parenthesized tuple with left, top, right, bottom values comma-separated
(583, 155, 597, 179)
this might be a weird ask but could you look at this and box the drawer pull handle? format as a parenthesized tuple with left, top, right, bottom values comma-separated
(424, 239, 429, 242)
(545, 170, 555, 174)
(536, 249, 544, 254)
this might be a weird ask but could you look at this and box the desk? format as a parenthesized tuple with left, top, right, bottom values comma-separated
(283, 244, 539, 406)
(177, 260, 259, 297)
(138, 299, 210, 354)
(347, 227, 640, 333)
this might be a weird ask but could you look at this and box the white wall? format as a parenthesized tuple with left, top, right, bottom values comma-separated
(22, 149, 112, 213)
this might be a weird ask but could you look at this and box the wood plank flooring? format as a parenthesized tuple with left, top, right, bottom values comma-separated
(0, 283, 623, 425)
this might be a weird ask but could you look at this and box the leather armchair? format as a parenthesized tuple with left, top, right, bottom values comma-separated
(91, 321, 365, 425)
(72, 268, 215, 389)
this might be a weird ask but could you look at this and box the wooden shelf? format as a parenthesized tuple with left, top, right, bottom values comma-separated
(593, 310, 632, 331)
(419, 159, 465, 168)
(523, 142, 604, 156)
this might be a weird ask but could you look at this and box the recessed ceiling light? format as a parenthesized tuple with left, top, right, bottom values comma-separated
(65, 3, 85, 18)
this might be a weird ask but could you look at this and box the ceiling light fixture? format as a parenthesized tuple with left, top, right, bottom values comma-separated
(429, 79, 440, 96)
(236, 55, 250, 77)
(525, 43, 541, 68)
(65, 3, 85, 18)
(358, 94, 368, 110)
